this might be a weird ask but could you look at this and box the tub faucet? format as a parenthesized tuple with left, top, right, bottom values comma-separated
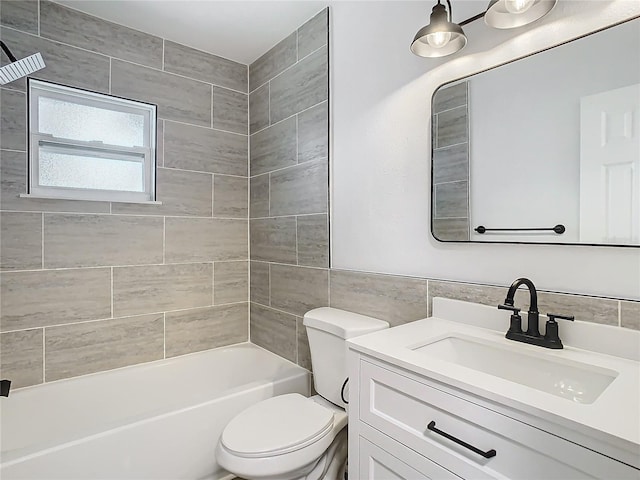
(1, 379, 11, 397)
(497, 278, 574, 349)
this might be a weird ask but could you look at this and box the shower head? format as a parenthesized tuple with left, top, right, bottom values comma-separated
(0, 40, 45, 85)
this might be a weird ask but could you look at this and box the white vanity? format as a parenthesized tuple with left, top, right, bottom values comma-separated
(346, 298, 640, 479)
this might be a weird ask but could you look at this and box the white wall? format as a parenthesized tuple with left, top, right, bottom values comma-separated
(468, 19, 639, 243)
(330, 0, 640, 300)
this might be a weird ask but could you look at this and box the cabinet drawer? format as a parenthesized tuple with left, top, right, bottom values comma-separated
(359, 423, 460, 480)
(360, 359, 639, 480)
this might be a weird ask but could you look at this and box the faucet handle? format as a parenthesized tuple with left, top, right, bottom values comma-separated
(498, 304, 521, 314)
(547, 313, 575, 322)
(544, 313, 573, 349)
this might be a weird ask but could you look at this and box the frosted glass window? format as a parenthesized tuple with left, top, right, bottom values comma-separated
(38, 98, 145, 147)
(28, 79, 156, 203)
(39, 147, 145, 192)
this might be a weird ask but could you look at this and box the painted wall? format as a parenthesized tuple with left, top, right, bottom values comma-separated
(0, 0, 249, 388)
(331, 0, 640, 300)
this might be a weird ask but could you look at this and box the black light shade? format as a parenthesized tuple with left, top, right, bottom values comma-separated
(411, 3, 467, 58)
(484, 0, 557, 29)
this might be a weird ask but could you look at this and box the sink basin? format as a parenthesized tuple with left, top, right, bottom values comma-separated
(413, 335, 618, 404)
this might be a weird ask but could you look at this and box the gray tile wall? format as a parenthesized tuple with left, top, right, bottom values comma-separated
(432, 82, 470, 241)
(248, 9, 329, 370)
(0, 1, 249, 389)
(329, 272, 637, 330)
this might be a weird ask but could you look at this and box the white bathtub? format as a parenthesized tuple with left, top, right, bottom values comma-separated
(0, 343, 310, 480)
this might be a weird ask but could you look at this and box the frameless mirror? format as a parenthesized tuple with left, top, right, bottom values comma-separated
(431, 17, 640, 246)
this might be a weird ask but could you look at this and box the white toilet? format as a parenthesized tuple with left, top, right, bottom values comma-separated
(216, 307, 389, 480)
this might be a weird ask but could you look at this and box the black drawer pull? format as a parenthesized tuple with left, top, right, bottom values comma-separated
(427, 421, 497, 459)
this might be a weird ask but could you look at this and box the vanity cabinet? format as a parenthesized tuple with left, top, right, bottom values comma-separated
(348, 354, 640, 480)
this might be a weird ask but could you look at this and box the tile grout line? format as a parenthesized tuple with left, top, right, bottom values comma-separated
(251, 300, 307, 320)
(42, 327, 45, 383)
(0, 301, 252, 335)
(161, 117, 248, 137)
(251, 99, 327, 137)
(0, 23, 249, 95)
(163, 312, 166, 358)
(247, 62, 252, 332)
(434, 103, 469, 116)
(110, 267, 114, 318)
(618, 300, 622, 327)
(327, 267, 331, 307)
(248, 42, 327, 96)
(0, 258, 249, 274)
(295, 216, 299, 266)
(434, 140, 469, 151)
(268, 263, 272, 307)
(251, 156, 326, 179)
(161, 119, 165, 167)
(0, 210, 249, 221)
(162, 216, 166, 264)
(434, 179, 469, 187)
(212, 262, 215, 306)
(41, 213, 44, 269)
(295, 112, 299, 163)
(211, 174, 215, 217)
(211, 84, 214, 129)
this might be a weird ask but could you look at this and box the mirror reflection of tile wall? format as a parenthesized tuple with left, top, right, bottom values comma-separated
(432, 82, 469, 241)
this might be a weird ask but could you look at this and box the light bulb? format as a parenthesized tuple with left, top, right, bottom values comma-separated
(425, 31, 452, 48)
(504, 0, 535, 13)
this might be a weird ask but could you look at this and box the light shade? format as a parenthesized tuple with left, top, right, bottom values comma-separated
(484, 0, 557, 29)
(411, 3, 467, 58)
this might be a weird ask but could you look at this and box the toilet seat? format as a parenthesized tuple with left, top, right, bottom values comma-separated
(221, 394, 335, 458)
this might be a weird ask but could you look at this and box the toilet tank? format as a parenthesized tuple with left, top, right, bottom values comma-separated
(303, 307, 389, 408)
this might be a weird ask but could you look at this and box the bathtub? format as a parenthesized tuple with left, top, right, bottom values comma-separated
(0, 343, 310, 480)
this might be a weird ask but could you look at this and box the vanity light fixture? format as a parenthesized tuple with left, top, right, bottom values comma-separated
(410, 1, 468, 58)
(485, 0, 557, 29)
(411, 0, 557, 58)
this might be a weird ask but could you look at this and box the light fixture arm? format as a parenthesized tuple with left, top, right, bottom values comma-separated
(459, 11, 486, 27)
(445, 0, 453, 22)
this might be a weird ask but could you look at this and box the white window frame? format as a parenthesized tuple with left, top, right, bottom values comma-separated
(27, 79, 158, 203)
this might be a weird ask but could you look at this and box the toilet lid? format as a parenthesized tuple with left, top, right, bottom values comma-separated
(221, 393, 334, 458)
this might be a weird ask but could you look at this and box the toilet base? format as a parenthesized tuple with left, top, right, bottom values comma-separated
(299, 428, 347, 480)
(223, 428, 347, 480)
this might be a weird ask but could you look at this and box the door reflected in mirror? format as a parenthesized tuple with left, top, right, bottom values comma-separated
(431, 17, 640, 246)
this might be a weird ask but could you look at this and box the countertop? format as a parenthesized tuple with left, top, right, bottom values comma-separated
(346, 298, 640, 467)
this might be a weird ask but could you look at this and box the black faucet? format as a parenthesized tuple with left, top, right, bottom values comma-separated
(498, 278, 574, 349)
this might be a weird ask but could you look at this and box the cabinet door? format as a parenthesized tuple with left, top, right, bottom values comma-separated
(360, 359, 639, 480)
(359, 425, 460, 480)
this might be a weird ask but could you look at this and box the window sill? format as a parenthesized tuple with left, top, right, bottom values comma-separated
(19, 194, 162, 205)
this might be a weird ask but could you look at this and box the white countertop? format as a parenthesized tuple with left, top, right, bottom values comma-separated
(347, 298, 640, 464)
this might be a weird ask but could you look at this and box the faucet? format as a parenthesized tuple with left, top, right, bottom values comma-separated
(1, 379, 10, 397)
(498, 278, 574, 349)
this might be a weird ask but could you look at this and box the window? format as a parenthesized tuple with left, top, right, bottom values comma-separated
(28, 79, 157, 203)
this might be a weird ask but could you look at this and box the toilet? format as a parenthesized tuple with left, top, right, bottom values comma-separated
(216, 307, 389, 480)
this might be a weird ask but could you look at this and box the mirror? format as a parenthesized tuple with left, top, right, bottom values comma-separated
(431, 17, 640, 246)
